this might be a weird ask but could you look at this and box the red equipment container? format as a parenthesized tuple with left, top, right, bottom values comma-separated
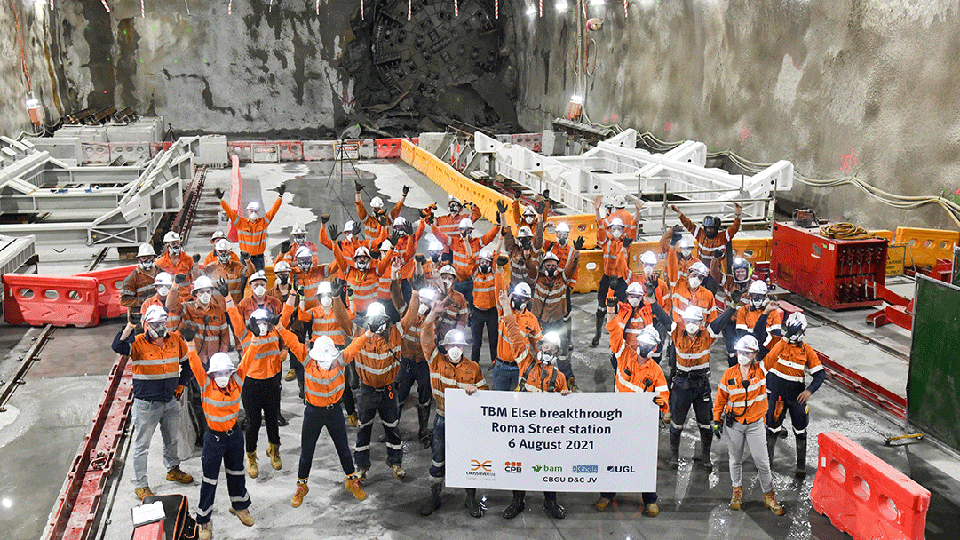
(771, 221, 887, 310)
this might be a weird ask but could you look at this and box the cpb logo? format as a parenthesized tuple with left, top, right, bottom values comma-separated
(504, 461, 522, 473)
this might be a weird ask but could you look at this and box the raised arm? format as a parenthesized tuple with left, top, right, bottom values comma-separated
(220, 199, 239, 224)
(430, 223, 451, 247)
(265, 196, 283, 223)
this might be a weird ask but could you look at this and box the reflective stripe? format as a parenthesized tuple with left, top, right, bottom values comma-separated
(133, 356, 181, 366)
(202, 396, 242, 407)
(206, 411, 240, 423)
(770, 369, 805, 382)
(727, 394, 767, 408)
(361, 348, 400, 360)
(676, 362, 709, 372)
(677, 350, 709, 360)
(616, 371, 644, 393)
(777, 359, 806, 371)
(305, 381, 345, 399)
(355, 360, 400, 375)
(304, 372, 340, 386)
(133, 372, 179, 381)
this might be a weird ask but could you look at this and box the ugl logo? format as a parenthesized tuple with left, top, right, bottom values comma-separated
(607, 465, 635, 473)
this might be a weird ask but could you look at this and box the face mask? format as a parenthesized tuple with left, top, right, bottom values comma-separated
(356, 259, 369, 271)
(157, 285, 171, 297)
(705, 228, 718, 239)
(448, 347, 463, 362)
(248, 212, 259, 220)
(214, 375, 231, 388)
(557, 234, 569, 246)
(298, 260, 312, 272)
(430, 253, 441, 263)
(253, 285, 267, 298)
(449, 204, 461, 214)
(511, 298, 527, 311)
(316, 355, 334, 370)
(680, 248, 693, 259)
(611, 229, 623, 239)
(169, 246, 181, 256)
(737, 353, 754, 366)
(418, 303, 429, 315)
(320, 296, 332, 307)
(277, 274, 289, 285)
(545, 266, 558, 276)
(520, 239, 532, 250)
(688, 276, 702, 290)
(628, 297, 641, 307)
(198, 292, 212, 305)
(525, 216, 535, 224)
(375, 209, 385, 216)
(371, 320, 388, 335)
(258, 323, 269, 336)
(643, 265, 654, 277)
(345, 232, 354, 241)
(294, 235, 306, 245)
(478, 264, 491, 274)
(440, 278, 454, 291)
(685, 323, 700, 335)
(537, 351, 555, 365)
(461, 230, 471, 238)
(218, 253, 230, 265)
(140, 260, 154, 271)
(148, 324, 167, 339)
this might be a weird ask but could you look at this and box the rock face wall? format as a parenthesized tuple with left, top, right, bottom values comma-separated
(510, 0, 960, 230)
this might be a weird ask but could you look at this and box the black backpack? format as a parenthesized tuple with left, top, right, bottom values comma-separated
(139, 494, 198, 540)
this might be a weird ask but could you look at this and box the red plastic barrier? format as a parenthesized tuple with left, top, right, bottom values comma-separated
(2, 274, 100, 328)
(226, 155, 243, 243)
(76, 264, 137, 319)
(376, 139, 402, 158)
(277, 140, 304, 161)
(811, 431, 930, 540)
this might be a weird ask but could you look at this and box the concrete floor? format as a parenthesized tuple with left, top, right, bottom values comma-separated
(1, 160, 958, 540)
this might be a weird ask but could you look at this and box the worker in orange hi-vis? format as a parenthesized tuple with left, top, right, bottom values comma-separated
(430, 216, 500, 306)
(201, 230, 239, 269)
(204, 239, 253, 305)
(670, 201, 742, 294)
(318, 216, 387, 271)
(605, 281, 654, 371)
(430, 195, 480, 239)
(500, 199, 542, 291)
(155, 231, 199, 303)
(602, 195, 640, 239)
(411, 240, 448, 289)
(590, 195, 634, 347)
(596, 327, 669, 516)
(215, 184, 284, 272)
(672, 261, 718, 326)
(355, 180, 406, 240)
(329, 233, 381, 316)
(121, 243, 160, 321)
(274, 224, 319, 267)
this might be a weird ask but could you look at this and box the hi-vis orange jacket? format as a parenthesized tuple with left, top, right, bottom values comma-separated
(187, 350, 245, 432)
(220, 197, 283, 256)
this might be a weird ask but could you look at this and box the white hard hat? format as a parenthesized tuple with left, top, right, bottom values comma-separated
(448, 195, 461, 204)
(418, 287, 437, 302)
(354, 246, 371, 258)
(522, 204, 537, 216)
(380, 240, 393, 251)
(393, 217, 407, 228)
(512, 282, 532, 298)
(555, 222, 570, 234)
(678, 238, 692, 252)
(680, 305, 704, 323)
(517, 226, 533, 238)
(318, 281, 332, 295)
(250, 308, 270, 322)
(193, 275, 213, 291)
(689, 261, 710, 276)
(366, 302, 386, 319)
(442, 329, 469, 347)
(207, 352, 236, 374)
(292, 224, 306, 235)
(428, 241, 444, 252)
(439, 265, 456, 277)
(154, 272, 173, 286)
(274, 261, 291, 273)
(458, 218, 474, 229)
(344, 220, 355, 232)
(608, 218, 624, 228)
(246, 201, 260, 212)
(296, 246, 312, 259)
(637, 327, 661, 357)
(543, 251, 560, 263)
(137, 243, 156, 258)
(214, 239, 230, 251)
(748, 280, 768, 296)
(309, 336, 340, 363)
(626, 281, 645, 296)
(249, 270, 267, 283)
(640, 250, 658, 266)
(143, 305, 167, 323)
(478, 248, 494, 260)
(734, 335, 760, 353)
(210, 230, 226, 242)
(370, 196, 384, 208)
(614, 195, 627, 208)
(540, 332, 562, 348)
(163, 231, 180, 244)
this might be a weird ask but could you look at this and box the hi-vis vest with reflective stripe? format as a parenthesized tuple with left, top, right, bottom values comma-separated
(715, 363, 767, 424)
(240, 331, 284, 380)
(200, 373, 243, 431)
(428, 353, 487, 415)
(765, 341, 823, 385)
(472, 270, 497, 310)
(304, 362, 346, 408)
(130, 333, 186, 382)
(355, 325, 402, 387)
(344, 267, 379, 313)
(308, 307, 347, 346)
(671, 327, 716, 372)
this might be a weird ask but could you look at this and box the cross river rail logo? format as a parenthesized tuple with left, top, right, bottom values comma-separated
(607, 465, 635, 473)
(504, 461, 522, 473)
(468, 460, 496, 480)
(572, 465, 599, 474)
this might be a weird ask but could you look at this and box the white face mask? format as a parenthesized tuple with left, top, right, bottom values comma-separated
(320, 296, 332, 307)
(525, 216, 535, 224)
(253, 285, 267, 298)
(688, 276, 702, 290)
(643, 265, 654, 277)
(628, 297, 641, 307)
(440, 278, 454, 291)
(737, 353, 754, 366)
(611, 229, 623, 239)
(214, 375, 231, 388)
(258, 323, 269, 336)
(685, 322, 700, 335)
(316, 356, 334, 370)
(248, 211, 259, 220)
(345, 232, 354, 241)
(140, 260, 154, 271)
(538, 351, 555, 365)
(418, 303, 429, 315)
(157, 286, 171, 297)
(447, 347, 463, 363)
(198, 291, 212, 305)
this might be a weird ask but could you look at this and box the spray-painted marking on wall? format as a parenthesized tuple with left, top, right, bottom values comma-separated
(839, 149, 859, 173)
(739, 125, 751, 141)
(664, 121, 673, 134)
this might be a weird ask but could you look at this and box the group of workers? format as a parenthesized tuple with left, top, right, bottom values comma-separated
(114, 179, 826, 538)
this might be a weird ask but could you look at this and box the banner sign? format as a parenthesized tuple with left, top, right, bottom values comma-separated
(444, 390, 659, 492)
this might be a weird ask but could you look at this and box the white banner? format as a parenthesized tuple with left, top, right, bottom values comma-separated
(444, 390, 659, 492)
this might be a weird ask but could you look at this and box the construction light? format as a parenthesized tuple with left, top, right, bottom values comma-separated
(590, 0, 605, 5)
(526, 5, 536, 15)
(556, 0, 568, 9)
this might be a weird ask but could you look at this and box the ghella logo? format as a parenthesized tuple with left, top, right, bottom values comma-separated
(606, 465, 635, 473)
(531, 465, 562, 473)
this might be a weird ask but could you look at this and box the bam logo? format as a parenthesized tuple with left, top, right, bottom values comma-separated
(504, 461, 522, 473)
(531, 465, 562, 473)
(606, 465, 634, 473)
(471, 460, 492, 472)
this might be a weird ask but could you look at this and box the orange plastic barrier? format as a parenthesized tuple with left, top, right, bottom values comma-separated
(226, 155, 243, 243)
(810, 431, 930, 540)
(2, 274, 100, 327)
(573, 250, 604, 293)
(76, 264, 137, 319)
(894, 227, 959, 268)
(544, 215, 599, 251)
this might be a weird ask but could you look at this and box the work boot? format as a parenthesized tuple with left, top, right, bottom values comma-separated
(291, 480, 309, 507)
(567, 376, 579, 393)
(730, 487, 743, 510)
(246, 451, 259, 478)
(391, 463, 407, 480)
(699, 429, 713, 471)
(356, 469, 368, 485)
(266, 443, 282, 470)
(134, 487, 154, 501)
(543, 493, 566, 519)
(345, 473, 367, 501)
(590, 309, 604, 347)
(668, 430, 681, 469)
(198, 522, 211, 540)
(284, 368, 296, 381)
(502, 491, 525, 520)
(229, 507, 255, 526)
(166, 466, 194, 484)
(766, 433, 777, 469)
(278, 412, 289, 427)
(464, 488, 484, 518)
(764, 491, 785, 515)
(594, 496, 612, 512)
(645, 503, 659, 517)
(347, 413, 359, 427)
(795, 435, 807, 479)
(420, 482, 443, 516)
(417, 403, 432, 449)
